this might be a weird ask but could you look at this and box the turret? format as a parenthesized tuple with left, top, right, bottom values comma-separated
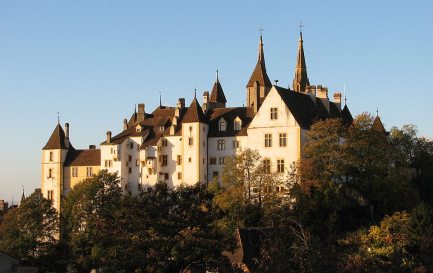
(292, 31, 310, 92)
(246, 34, 272, 113)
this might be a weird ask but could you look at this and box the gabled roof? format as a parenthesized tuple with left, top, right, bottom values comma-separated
(43, 124, 69, 150)
(246, 35, 272, 88)
(182, 97, 207, 123)
(64, 148, 101, 166)
(210, 75, 227, 103)
(207, 107, 254, 137)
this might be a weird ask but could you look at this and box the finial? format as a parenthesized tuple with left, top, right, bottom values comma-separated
(343, 84, 347, 106)
(258, 26, 264, 37)
(216, 67, 219, 81)
(376, 108, 379, 117)
(194, 88, 197, 99)
(57, 112, 60, 124)
(159, 91, 162, 107)
(298, 22, 304, 38)
(274, 79, 279, 85)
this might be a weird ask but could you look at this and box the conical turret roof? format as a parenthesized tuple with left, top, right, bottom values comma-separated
(246, 35, 272, 88)
(292, 32, 310, 92)
(43, 123, 69, 150)
(210, 71, 227, 103)
(182, 96, 207, 123)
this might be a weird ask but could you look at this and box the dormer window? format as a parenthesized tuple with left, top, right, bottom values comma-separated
(136, 125, 142, 132)
(219, 118, 226, 132)
(159, 126, 164, 132)
(234, 117, 242, 131)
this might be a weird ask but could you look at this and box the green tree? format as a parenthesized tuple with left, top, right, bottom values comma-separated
(0, 189, 59, 267)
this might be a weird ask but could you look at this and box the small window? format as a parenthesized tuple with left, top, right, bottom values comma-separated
(189, 126, 192, 132)
(277, 159, 285, 173)
(130, 143, 134, 149)
(159, 126, 164, 132)
(177, 172, 182, 180)
(72, 167, 78, 177)
(263, 159, 271, 174)
(162, 139, 168, 146)
(188, 137, 193, 146)
(234, 119, 242, 131)
(164, 173, 169, 180)
(161, 155, 168, 166)
(219, 157, 226, 165)
(48, 168, 53, 178)
(128, 167, 132, 174)
(217, 140, 225, 150)
(104, 160, 113, 168)
(49, 152, 53, 162)
(177, 155, 182, 165)
(209, 157, 216, 165)
(233, 141, 240, 149)
(128, 155, 132, 162)
(86, 167, 93, 177)
(136, 159, 140, 166)
(188, 157, 192, 163)
(213, 172, 219, 178)
(270, 108, 278, 120)
(47, 190, 54, 201)
(265, 134, 272, 147)
(279, 133, 287, 147)
(219, 119, 226, 131)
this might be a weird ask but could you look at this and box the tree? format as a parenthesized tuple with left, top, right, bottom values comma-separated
(0, 189, 59, 268)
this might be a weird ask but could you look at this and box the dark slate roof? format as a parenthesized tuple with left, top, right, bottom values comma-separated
(182, 97, 207, 123)
(64, 148, 101, 167)
(43, 124, 69, 150)
(210, 79, 227, 103)
(246, 61, 272, 88)
(274, 86, 351, 129)
(207, 107, 254, 137)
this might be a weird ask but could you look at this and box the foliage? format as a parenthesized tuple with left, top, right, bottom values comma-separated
(0, 189, 59, 269)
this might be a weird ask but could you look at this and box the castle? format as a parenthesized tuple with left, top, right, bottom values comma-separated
(41, 31, 354, 212)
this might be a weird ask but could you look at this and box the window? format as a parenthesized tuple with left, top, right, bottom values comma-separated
(159, 126, 164, 132)
(162, 139, 168, 146)
(279, 133, 287, 147)
(263, 159, 271, 174)
(189, 126, 192, 131)
(277, 159, 285, 173)
(217, 139, 225, 150)
(128, 167, 132, 174)
(164, 173, 169, 180)
(219, 119, 226, 131)
(233, 140, 240, 149)
(188, 137, 193, 146)
(136, 159, 140, 166)
(86, 167, 93, 177)
(130, 143, 134, 149)
(219, 157, 226, 165)
(177, 172, 182, 180)
(104, 160, 113, 168)
(161, 155, 168, 166)
(111, 148, 116, 154)
(49, 152, 53, 161)
(48, 168, 53, 178)
(234, 119, 242, 131)
(47, 190, 54, 201)
(188, 157, 192, 163)
(265, 134, 272, 147)
(213, 172, 219, 178)
(128, 155, 132, 162)
(270, 107, 278, 120)
(177, 155, 182, 165)
(72, 167, 78, 177)
(209, 157, 216, 165)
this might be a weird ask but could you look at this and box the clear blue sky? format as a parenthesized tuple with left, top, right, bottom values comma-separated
(1, 0, 432, 203)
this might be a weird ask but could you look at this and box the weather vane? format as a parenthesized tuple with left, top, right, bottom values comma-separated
(258, 26, 264, 36)
(298, 22, 304, 34)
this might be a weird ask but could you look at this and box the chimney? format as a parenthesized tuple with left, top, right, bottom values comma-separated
(175, 98, 185, 118)
(305, 85, 317, 103)
(123, 119, 128, 131)
(138, 103, 145, 113)
(316, 86, 330, 112)
(89, 145, 96, 150)
(202, 91, 209, 113)
(106, 131, 112, 144)
(64, 123, 70, 148)
(333, 92, 342, 110)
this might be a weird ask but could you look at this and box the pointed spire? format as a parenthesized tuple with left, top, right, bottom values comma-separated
(159, 91, 162, 107)
(20, 185, 25, 204)
(183, 95, 206, 123)
(210, 70, 227, 104)
(43, 123, 69, 150)
(246, 33, 272, 88)
(292, 26, 310, 92)
(372, 115, 386, 133)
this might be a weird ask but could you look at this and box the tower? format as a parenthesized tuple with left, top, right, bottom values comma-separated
(292, 30, 310, 92)
(41, 122, 71, 212)
(246, 34, 272, 113)
(181, 95, 208, 184)
(208, 70, 227, 110)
